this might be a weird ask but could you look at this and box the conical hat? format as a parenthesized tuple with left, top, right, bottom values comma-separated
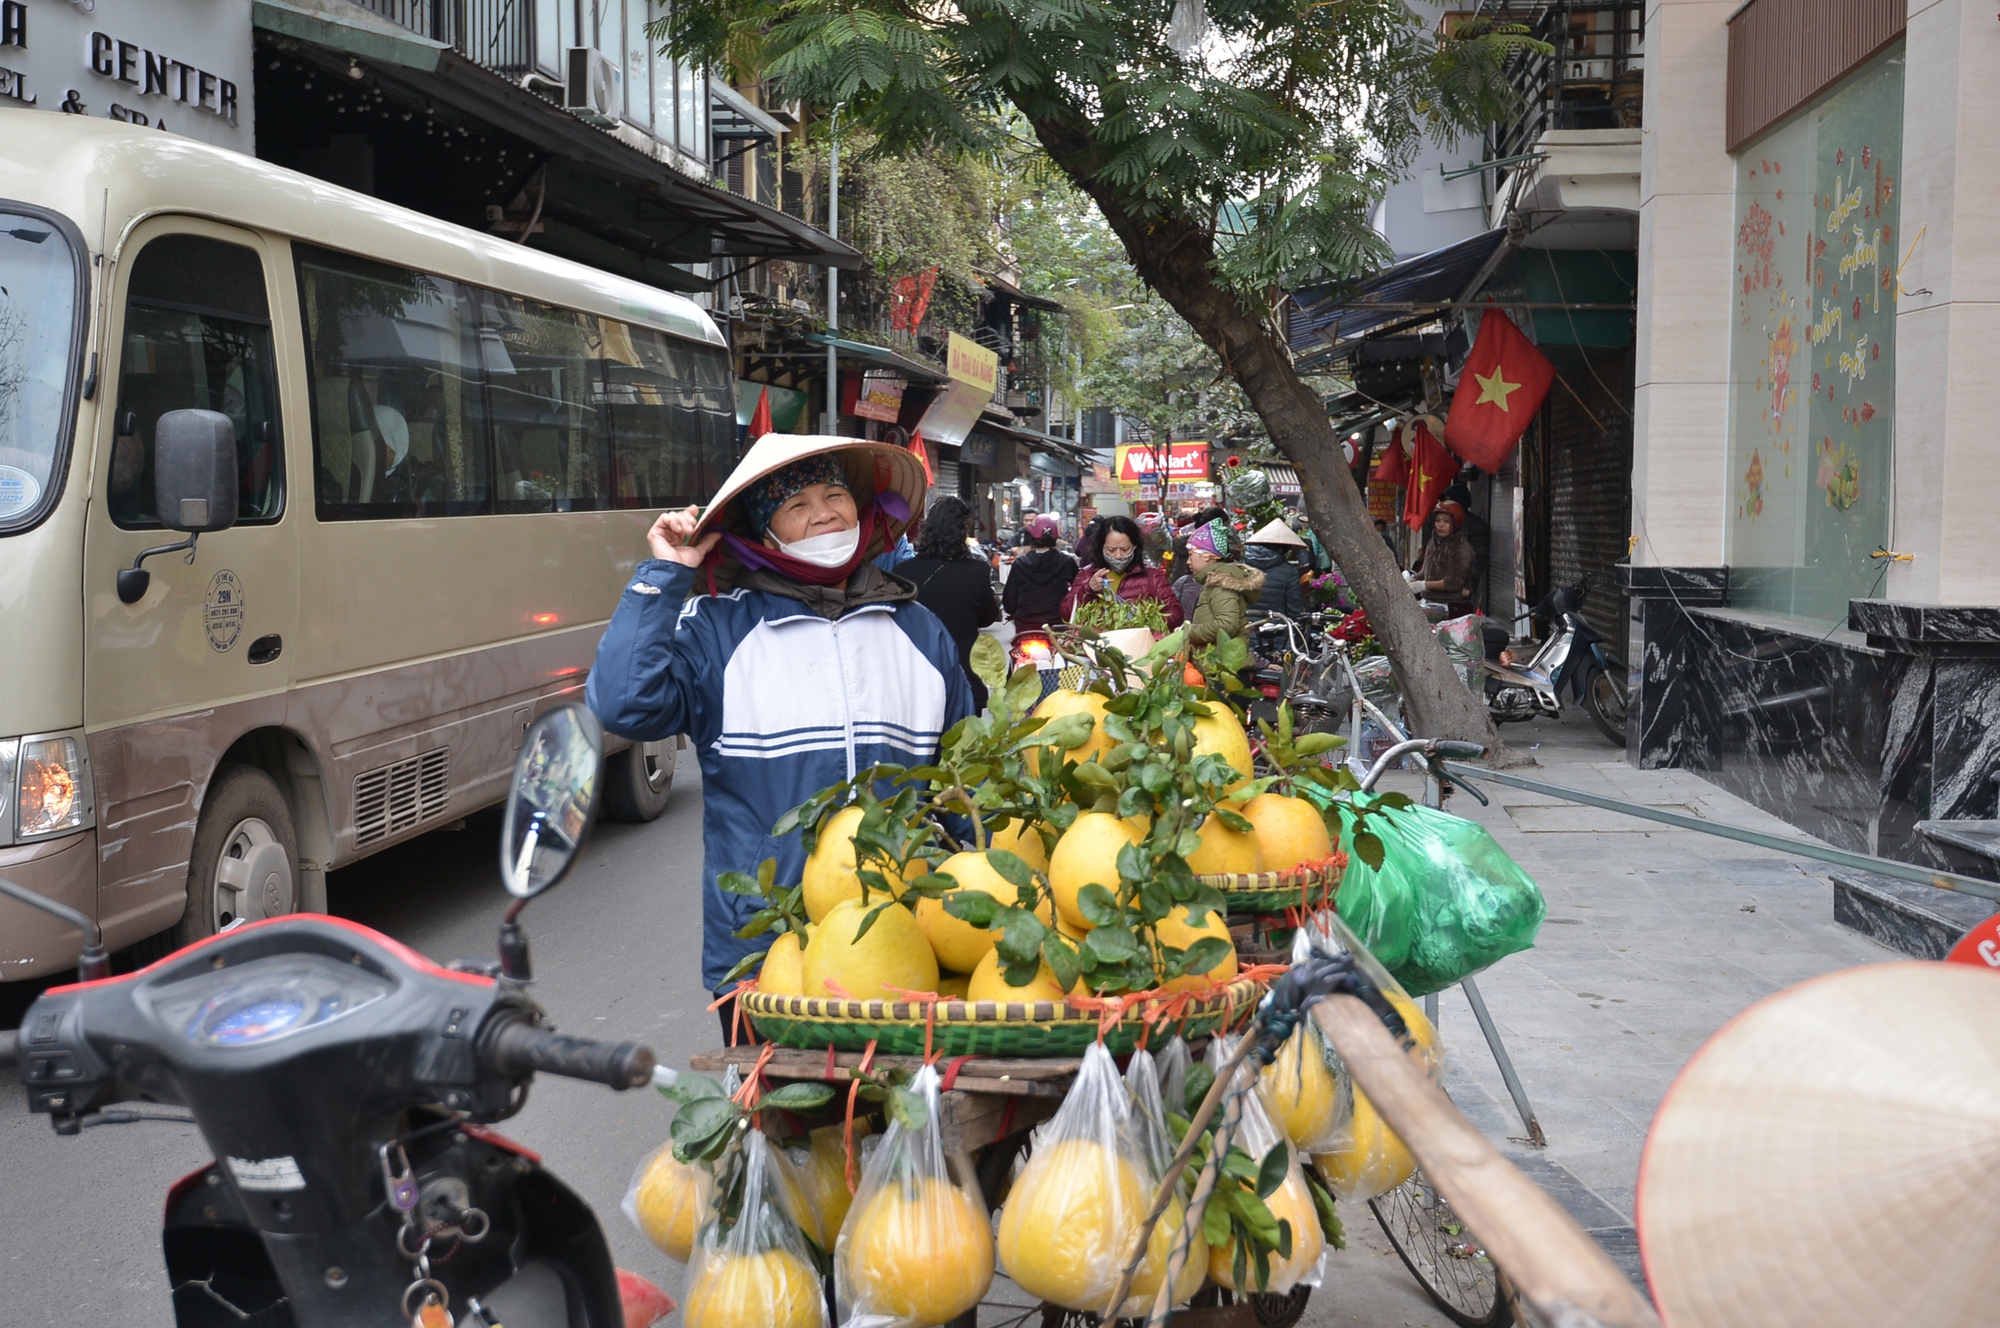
(690, 433, 929, 579)
(1246, 518, 1308, 548)
(1637, 962, 2000, 1327)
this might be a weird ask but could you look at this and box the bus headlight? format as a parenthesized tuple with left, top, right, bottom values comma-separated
(15, 733, 94, 842)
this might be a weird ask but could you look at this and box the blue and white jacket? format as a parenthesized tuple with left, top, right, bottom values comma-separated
(587, 559, 976, 990)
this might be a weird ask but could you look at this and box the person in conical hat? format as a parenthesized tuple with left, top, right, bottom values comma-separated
(587, 435, 974, 1032)
(1242, 517, 1309, 620)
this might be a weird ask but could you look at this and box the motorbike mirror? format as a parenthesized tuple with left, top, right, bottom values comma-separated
(501, 705, 603, 902)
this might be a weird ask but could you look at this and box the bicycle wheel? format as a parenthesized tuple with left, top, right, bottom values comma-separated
(1369, 1170, 1511, 1327)
(1040, 1287, 1311, 1328)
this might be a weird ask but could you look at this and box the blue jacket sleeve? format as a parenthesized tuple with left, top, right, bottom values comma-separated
(586, 560, 709, 742)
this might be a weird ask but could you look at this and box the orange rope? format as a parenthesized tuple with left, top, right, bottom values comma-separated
(842, 1039, 878, 1195)
(731, 1042, 777, 1111)
(706, 980, 760, 1045)
(882, 985, 946, 1062)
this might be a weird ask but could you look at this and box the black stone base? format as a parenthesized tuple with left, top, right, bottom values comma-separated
(1830, 870, 1996, 959)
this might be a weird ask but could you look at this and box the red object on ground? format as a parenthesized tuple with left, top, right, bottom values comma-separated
(617, 1269, 676, 1327)
(1400, 423, 1455, 530)
(1442, 309, 1555, 471)
(1944, 914, 2000, 970)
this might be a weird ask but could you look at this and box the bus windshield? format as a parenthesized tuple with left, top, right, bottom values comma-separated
(0, 210, 81, 532)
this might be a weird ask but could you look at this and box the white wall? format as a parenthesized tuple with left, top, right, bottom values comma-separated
(1629, 0, 1738, 569)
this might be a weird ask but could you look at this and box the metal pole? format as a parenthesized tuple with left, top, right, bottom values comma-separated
(1460, 973, 1545, 1146)
(824, 118, 839, 434)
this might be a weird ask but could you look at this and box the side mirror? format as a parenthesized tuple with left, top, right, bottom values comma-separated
(155, 409, 240, 533)
(501, 705, 603, 901)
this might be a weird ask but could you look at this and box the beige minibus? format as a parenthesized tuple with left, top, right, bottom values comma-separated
(0, 115, 731, 980)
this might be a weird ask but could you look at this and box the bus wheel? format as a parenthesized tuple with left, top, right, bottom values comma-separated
(601, 739, 675, 823)
(172, 765, 299, 945)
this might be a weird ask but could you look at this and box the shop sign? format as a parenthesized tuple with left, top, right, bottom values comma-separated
(853, 371, 906, 423)
(1115, 441, 1210, 483)
(0, 0, 253, 151)
(957, 434, 998, 468)
(916, 332, 1000, 447)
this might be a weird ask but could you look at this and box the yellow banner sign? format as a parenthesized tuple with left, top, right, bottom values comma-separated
(946, 332, 999, 391)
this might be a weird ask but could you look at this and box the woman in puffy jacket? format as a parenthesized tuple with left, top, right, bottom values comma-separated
(1060, 513, 1185, 628)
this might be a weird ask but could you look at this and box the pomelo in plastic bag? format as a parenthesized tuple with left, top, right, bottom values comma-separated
(682, 1130, 828, 1328)
(623, 1143, 712, 1263)
(1202, 1034, 1326, 1295)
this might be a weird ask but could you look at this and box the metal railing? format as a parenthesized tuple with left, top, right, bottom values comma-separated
(1473, 1, 1645, 190)
(351, 0, 536, 75)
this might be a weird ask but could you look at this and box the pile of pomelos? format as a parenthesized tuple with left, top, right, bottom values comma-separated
(753, 689, 1339, 1006)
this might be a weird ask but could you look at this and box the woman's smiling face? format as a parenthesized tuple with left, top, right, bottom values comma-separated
(764, 482, 857, 546)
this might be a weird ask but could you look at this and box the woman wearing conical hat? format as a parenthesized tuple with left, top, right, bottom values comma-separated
(587, 436, 974, 1033)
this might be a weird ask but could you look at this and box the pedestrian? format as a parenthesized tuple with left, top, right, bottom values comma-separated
(1003, 514, 1079, 633)
(1062, 513, 1186, 628)
(898, 495, 1002, 709)
(1416, 500, 1478, 618)
(1008, 508, 1040, 550)
(1243, 518, 1309, 619)
(1183, 518, 1265, 646)
(1374, 517, 1397, 557)
(586, 437, 975, 1042)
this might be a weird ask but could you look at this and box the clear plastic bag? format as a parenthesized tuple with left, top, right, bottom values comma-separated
(1336, 795, 1546, 996)
(1296, 911, 1445, 1202)
(623, 1141, 714, 1264)
(1121, 1050, 1207, 1315)
(1435, 613, 1485, 690)
(997, 1042, 1177, 1312)
(682, 1129, 831, 1328)
(1257, 930, 1353, 1152)
(1154, 1036, 1193, 1119)
(835, 1065, 993, 1328)
(786, 1122, 859, 1251)
(1204, 1035, 1326, 1295)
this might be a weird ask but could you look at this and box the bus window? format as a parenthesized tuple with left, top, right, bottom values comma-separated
(108, 235, 284, 529)
(0, 210, 83, 533)
(596, 318, 715, 509)
(481, 291, 606, 514)
(296, 246, 492, 520)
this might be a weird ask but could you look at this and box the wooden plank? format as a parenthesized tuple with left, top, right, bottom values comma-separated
(937, 1090, 1059, 1153)
(1311, 996, 1661, 1328)
(687, 1047, 1078, 1098)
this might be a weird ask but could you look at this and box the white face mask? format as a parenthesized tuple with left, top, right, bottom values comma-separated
(775, 523, 862, 568)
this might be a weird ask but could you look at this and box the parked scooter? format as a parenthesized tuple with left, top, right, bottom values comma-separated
(0, 705, 672, 1328)
(1481, 582, 1629, 746)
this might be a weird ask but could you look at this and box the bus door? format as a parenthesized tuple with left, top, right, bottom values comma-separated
(81, 219, 302, 930)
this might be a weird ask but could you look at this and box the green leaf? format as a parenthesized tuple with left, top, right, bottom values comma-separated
(1352, 829, 1385, 871)
(970, 633, 1011, 699)
(1294, 733, 1345, 756)
(1081, 921, 1141, 964)
(661, 1072, 725, 1104)
(1182, 1063, 1216, 1117)
(1375, 791, 1416, 810)
(761, 1082, 837, 1112)
(1202, 1194, 1233, 1248)
(943, 890, 1002, 927)
(1116, 786, 1152, 820)
(887, 1086, 930, 1131)
(1029, 711, 1096, 752)
(1304, 1169, 1346, 1250)
(985, 849, 1033, 888)
(1076, 882, 1123, 928)
(1225, 1185, 1282, 1249)
(716, 871, 763, 897)
(1180, 936, 1234, 978)
(1255, 1142, 1290, 1199)
(718, 947, 770, 985)
(905, 872, 959, 899)
(669, 1095, 738, 1150)
(997, 908, 1050, 967)
(1115, 841, 1151, 885)
(852, 900, 892, 943)
(1041, 933, 1083, 992)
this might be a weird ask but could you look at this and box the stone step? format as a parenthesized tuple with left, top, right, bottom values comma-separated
(1832, 870, 1997, 960)
(1916, 819, 2000, 878)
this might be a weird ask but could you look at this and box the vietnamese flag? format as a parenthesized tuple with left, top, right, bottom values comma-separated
(1402, 421, 1455, 530)
(1371, 426, 1409, 486)
(909, 430, 934, 484)
(748, 385, 774, 440)
(1443, 310, 1555, 470)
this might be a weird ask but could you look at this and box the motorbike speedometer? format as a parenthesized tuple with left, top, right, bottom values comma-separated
(150, 952, 396, 1050)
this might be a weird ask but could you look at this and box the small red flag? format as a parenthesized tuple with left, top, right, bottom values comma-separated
(1443, 309, 1555, 471)
(1371, 427, 1409, 486)
(748, 385, 774, 440)
(1402, 421, 1455, 530)
(909, 430, 934, 484)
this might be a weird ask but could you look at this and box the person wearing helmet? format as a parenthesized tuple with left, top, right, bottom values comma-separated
(587, 437, 976, 1033)
(1003, 514, 1079, 633)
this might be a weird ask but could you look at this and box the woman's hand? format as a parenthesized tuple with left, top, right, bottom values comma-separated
(1090, 569, 1111, 594)
(647, 506, 721, 567)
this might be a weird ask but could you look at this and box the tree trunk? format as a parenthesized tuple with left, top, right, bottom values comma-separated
(1027, 120, 1502, 751)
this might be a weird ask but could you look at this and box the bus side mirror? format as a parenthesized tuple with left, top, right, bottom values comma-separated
(154, 410, 239, 534)
(114, 410, 240, 605)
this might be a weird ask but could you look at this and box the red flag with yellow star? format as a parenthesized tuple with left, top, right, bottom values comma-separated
(1401, 421, 1455, 530)
(1444, 310, 1555, 470)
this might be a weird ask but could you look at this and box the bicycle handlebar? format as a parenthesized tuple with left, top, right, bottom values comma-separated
(478, 1015, 656, 1090)
(1435, 740, 1488, 759)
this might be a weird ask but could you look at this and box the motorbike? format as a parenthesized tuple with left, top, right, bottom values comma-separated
(1241, 610, 1351, 737)
(0, 705, 673, 1328)
(1480, 581, 1628, 746)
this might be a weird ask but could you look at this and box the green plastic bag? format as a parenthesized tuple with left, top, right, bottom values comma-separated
(1335, 798, 1545, 996)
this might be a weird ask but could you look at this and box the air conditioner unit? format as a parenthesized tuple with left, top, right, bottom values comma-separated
(565, 47, 621, 120)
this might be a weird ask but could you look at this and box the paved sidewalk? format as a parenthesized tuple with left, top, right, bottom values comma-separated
(1299, 708, 1893, 1325)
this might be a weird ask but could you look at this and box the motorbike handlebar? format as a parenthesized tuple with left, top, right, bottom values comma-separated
(0, 1030, 16, 1069)
(478, 1015, 655, 1090)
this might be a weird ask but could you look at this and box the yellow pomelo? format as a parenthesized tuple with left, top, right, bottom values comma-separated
(1118, 1194, 1207, 1313)
(1056, 912, 1091, 942)
(988, 818, 1050, 872)
(1192, 707, 1254, 786)
(794, 1125, 856, 1244)
(840, 1177, 994, 1323)
(1207, 1169, 1324, 1292)
(1260, 1023, 1342, 1148)
(802, 897, 940, 1001)
(1311, 992, 1436, 1199)
(758, 931, 805, 996)
(1241, 793, 1333, 873)
(1050, 812, 1146, 928)
(997, 1137, 1152, 1309)
(915, 851, 1024, 974)
(937, 973, 971, 1000)
(1185, 812, 1265, 877)
(1153, 903, 1239, 993)
(683, 1246, 823, 1328)
(767, 1143, 826, 1247)
(631, 1149, 711, 1263)
(1028, 689, 1117, 772)
(802, 805, 912, 923)
(967, 948, 1079, 1004)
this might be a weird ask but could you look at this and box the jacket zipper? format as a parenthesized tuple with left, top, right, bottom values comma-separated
(829, 618, 857, 781)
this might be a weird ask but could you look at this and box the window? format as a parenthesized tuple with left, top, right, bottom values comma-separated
(296, 246, 492, 519)
(0, 207, 83, 533)
(296, 244, 734, 519)
(109, 235, 284, 529)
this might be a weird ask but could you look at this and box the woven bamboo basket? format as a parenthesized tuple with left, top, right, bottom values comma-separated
(740, 976, 1268, 1056)
(1201, 861, 1343, 916)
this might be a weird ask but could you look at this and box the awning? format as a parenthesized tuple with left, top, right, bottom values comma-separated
(1288, 230, 1508, 359)
(803, 334, 949, 384)
(253, 0, 446, 70)
(982, 272, 1064, 312)
(977, 410, 1092, 465)
(1261, 461, 1302, 497)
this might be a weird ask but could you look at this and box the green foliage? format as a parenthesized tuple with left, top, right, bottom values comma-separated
(1070, 594, 1172, 635)
(716, 856, 811, 985)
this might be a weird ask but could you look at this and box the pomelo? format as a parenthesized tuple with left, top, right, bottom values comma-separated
(997, 1137, 1152, 1309)
(1049, 812, 1146, 928)
(682, 1246, 822, 1328)
(1191, 707, 1254, 786)
(987, 818, 1050, 873)
(1207, 1167, 1325, 1292)
(1240, 793, 1333, 873)
(802, 896, 940, 1001)
(1260, 1021, 1343, 1149)
(758, 931, 805, 996)
(839, 1177, 993, 1324)
(915, 850, 1027, 974)
(966, 948, 1079, 1004)
(1028, 689, 1116, 772)
(1153, 903, 1239, 993)
(630, 1148, 711, 1263)
(1185, 811, 1265, 877)
(801, 805, 914, 923)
